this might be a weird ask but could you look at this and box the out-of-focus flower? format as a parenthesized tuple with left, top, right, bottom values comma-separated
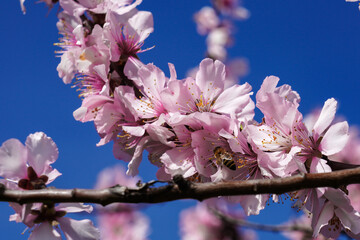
(213, 0, 250, 20)
(95, 165, 150, 240)
(180, 202, 256, 240)
(194, 7, 220, 35)
(206, 25, 232, 61)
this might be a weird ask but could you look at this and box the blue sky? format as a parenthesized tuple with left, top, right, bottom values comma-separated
(1, 0, 360, 239)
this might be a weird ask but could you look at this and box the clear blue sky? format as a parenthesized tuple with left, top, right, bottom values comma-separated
(1, 0, 360, 239)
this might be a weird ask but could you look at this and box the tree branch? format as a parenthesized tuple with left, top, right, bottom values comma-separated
(209, 208, 312, 235)
(1, 167, 360, 205)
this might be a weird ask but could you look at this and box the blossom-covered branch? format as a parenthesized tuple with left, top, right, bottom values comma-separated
(1, 167, 360, 205)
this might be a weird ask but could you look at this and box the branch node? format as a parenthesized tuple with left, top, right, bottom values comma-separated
(109, 185, 127, 196)
(71, 188, 78, 198)
(173, 175, 192, 192)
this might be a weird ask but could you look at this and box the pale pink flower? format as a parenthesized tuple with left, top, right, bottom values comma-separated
(162, 58, 254, 121)
(160, 113, 206, 179)
(73, 94, 113, 123)
(187, 58, 249, 88)
(312, 188, 360, 239)
(224, 58, 249, 87)
(180, 202, 255, 240)
(206, 26, 232, 61)
(122, 63, 168, 120)
(74, 64, 110, 98)
(332, 126, 360, 165)
(0, 132, 61, 190)
(293, 98, 349, 175)
(56, 12, 110, 84)
(98, 211, 149, 240)
(194, 7, 220, 35)
(10, 202, 99, 240)
(56, 12, 83, 84)
(223, 125, 270, 215)
(247, 76, 303, 177)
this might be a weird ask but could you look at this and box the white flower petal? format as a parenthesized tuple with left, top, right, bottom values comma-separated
(56, 203, 93, 213)
(313, 98, 337, 135)
(29, 222, 61, 240)
(25, 132, 59, 176)
(0, 139, 27, 180)
(321, 121, 349, 156)
(59, 217, 100, 240)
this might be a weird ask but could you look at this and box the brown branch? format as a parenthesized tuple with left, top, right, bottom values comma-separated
(1, 167, 360, 205)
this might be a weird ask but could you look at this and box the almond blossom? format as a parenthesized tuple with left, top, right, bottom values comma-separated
(293, 98, 349, 175)
(312, 188, 360, 239)
(247, 76, 303, 177)
(0, 132, 61, 190)
(103, 10, 154, 63)
(162, 58, 254, 121)
(11, 202, 99, 240)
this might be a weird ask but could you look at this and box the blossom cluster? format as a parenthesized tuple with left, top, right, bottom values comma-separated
(8, 0, 360, 239)
(49, 0, 360, 239)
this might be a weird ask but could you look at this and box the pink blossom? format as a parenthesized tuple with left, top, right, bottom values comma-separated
(293, 98, 349, 174)
(312, 188, 360, 239)
(194, 7, 220, 35)
(206, 26, 232, 61)
(187, 58, 249, 88)
(0, 132, 61, 190)
(103, 10, 154, 62)
(224, 58, 249, 87)
(121, 63, 168, 120)
(98, 211, 149, 240)
(180, 202, 255, 240)
(160, 113, 208, 179)
(10, 202, 99, 240)
(56, 13, 110, 84)
(247, 76, 303, 177)
(162, 58, 254, 121)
